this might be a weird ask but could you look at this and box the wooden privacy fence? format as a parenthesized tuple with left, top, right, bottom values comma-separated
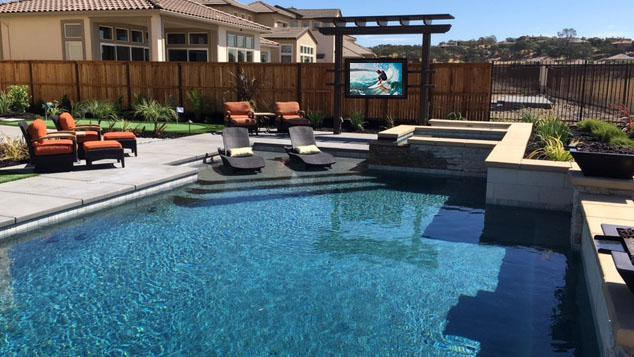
(0, 60, 492, 123)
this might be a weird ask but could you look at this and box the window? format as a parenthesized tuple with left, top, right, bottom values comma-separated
(302, 21, 310, 28)
(275, 21, 288, 28)
(99, 26, 112, 40)
(131, 47, 145, 61)
(281, 44, 293, 63)
(116, 28, 129, 42)
(131, 30, 143, 43)
(312, 22, 321, 29)
(317, 53, 325, 60)
(65, 41, 84, 60)
(189, 33, 208, 45)
(99, 25, 148, 61)
(64, 23, 83, 39)
(290, 21, 298, 27)
(226, 33, 255, 63)
(188, 50, 208, 62)
(101, 45, 116, 60)
(168, 49, 188, 62)
(167, 33, 186, 45)
(260, 51, 270, 63)
(300, 45, 315, 63)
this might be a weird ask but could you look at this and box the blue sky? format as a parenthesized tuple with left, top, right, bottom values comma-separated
(273, 0, 634, 47)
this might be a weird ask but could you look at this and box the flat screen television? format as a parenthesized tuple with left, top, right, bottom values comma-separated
(346, 58, 408, 99)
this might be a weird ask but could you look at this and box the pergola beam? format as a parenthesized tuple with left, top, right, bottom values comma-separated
(314, 14, 454, 24)
(318, 24, 451, 36)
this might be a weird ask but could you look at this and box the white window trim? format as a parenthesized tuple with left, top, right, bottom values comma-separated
(167, 48, 209, 62)
(115, 28, 129, 42)
(227, 32, 255, 50)
(99, 26, 113, 41)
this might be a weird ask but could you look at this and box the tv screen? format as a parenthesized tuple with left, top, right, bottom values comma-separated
(346, 59, 408, 99)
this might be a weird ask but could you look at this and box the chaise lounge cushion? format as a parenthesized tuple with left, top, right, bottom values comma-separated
(33, 140, 74, 156)
(83, 141, 122, 151)
(103, 132, 137, 140)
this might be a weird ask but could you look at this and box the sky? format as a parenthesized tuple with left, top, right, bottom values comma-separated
(272, 0, 634, 47)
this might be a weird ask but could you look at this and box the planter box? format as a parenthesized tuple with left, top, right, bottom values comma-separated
(570, 148, 634, 179)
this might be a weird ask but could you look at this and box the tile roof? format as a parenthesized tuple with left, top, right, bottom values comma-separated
(263, 27, 312, 40)
(247, 1, 295, 18)
(260, 38, 279, 47)
(0, 0, 270, 32)
(197, 0, 255, 13)
(287, 7, 341, 19)
(343, 36, 375, 58)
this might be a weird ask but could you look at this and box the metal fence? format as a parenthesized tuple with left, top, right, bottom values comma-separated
(491, 61, 634, 123)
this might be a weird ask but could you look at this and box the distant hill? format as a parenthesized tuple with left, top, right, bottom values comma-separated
(371, 30, 634, 63)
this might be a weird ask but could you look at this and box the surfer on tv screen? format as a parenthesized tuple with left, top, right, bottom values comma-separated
(376, 69, 388, 85)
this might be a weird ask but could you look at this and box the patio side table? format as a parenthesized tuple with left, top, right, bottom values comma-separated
(254, 112, 276, 134)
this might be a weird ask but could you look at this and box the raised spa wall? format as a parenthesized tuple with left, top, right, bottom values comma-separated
(372, 121, 634, 356)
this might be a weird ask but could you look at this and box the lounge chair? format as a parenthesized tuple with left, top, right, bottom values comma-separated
(285, 126, 335, 168)
(224, 102, 258, 134)
(19, 119, 77, 172)
(51, 112, 101, 158)
(275, 101, 311, 132)
(217, 127, 265, 172)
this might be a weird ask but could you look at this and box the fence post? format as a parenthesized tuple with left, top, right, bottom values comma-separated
(623, 63, 631, 107)
(578, 60, 588, 122)
(178, 62, 184, 107)
(28, 61, 35, 105)
(488, 62, 494, 121)
(74, 61, 81, 103)
(126, 62, 132, 109)
(296, 63, 302, 105)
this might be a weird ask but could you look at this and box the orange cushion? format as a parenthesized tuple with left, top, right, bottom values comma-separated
(33, 139, 74, 156)
(275, 102, 300, 116)
(59, 112, 76, 131)
(225, 102, 252, 116)
(103, 132, 136, 140)
(83, 141, 122, 151)
(282, 114, 302, 120)
(230, 117, 257, 126)
(28, 119, 48, 141)
(75, 131, 100, 142)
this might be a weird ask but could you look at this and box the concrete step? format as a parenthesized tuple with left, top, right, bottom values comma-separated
(408, 136, 499, 148)
(429, 119, 511, 129)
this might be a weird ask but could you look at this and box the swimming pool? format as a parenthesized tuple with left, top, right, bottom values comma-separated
(0, 171, 597, 355)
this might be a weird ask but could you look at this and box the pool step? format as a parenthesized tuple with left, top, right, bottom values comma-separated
(413, 126, 506, 141)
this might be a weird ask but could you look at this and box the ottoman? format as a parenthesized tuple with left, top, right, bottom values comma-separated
(83, 141, 125, 168)
(103, 132, 137, 156)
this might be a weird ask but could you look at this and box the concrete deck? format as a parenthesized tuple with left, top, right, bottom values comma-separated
(0, 128, 374, 237)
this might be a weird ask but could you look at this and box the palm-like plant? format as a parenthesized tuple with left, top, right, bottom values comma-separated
(82, 100, 118, 124)
(133, 98, 176, 137)
(231, 67, 260, 109)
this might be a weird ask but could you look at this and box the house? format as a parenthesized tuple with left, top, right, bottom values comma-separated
(261, 28, 318, 63)
(0, 0, 270, 62)
(248, 1, 297, 29)
(197, 0, 257, 21)
(343, 36, 375, 58)
(284, 7, 340, 63)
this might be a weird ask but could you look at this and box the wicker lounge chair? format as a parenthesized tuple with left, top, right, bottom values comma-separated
(275, 101, 311, 132)
(285, 126, 335, 168)
(217, 127, 265, 172)
(224, 102, 258, 134)
(19, 119, 77, 172)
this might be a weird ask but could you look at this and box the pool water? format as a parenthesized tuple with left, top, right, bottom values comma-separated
(0, 173, 597, 355)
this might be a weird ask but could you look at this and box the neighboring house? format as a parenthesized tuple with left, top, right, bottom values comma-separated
(343, 36, 376, 58)
(259, 38, 279, 63)
(262, 28, 318, 63)
(0, 0, 270, 63)
(284, 7, 340, 63)
(198, 0, 257, 21)
(247, 1, 296, 29)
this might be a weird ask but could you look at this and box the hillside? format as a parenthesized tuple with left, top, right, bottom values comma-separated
(371, 30, 634, 63)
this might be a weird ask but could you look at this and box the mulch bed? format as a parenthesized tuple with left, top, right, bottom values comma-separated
(525, 128, 634, 159)
(0, 159, 27, 168)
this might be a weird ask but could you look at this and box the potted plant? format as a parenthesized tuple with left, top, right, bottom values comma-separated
(570, 119, 634, 179)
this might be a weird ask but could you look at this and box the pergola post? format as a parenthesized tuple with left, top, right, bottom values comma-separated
(421, 32, 432, 125)
(334, 33, 344, 134)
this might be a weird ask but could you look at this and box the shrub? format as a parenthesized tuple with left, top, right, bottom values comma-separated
(186, 89, 206, 122)
(59, 95, 72, 112)
(133, 98, 176, 136)
(82, 100, 118, 124)
(348, 112, 365, 132)
(6, 85, 31, 114)
(46, 101, 66, 116)
(231, 67, 259, 109)
(520, 111, 540, 124)
(609, 136, 634, 148)
(529, 137, 572, 162)
(447, 112, 465, 121)
(0, 135, 29, 162)
(534, 115, 570, 144)
(385, 115, 395, 128)
(578, 119, 627, 143)
(307, 111, 324, 129)
(0, 91, 10, 115)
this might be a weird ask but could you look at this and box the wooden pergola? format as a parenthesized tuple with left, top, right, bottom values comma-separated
(317, 14, 454, 133)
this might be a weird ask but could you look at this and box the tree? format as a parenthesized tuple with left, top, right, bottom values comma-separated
(557, 28, 577, 40)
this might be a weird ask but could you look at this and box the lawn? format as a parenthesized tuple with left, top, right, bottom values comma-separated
(0, 118, 224, 137)
(0, 173, 37, 184)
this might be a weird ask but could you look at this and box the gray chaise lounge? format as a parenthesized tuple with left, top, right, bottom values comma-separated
(218, 127, 265, 172)
(285, 126, 336, 168)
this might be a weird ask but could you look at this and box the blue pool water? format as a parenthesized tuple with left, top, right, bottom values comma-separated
(0, 173, 596, 355)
